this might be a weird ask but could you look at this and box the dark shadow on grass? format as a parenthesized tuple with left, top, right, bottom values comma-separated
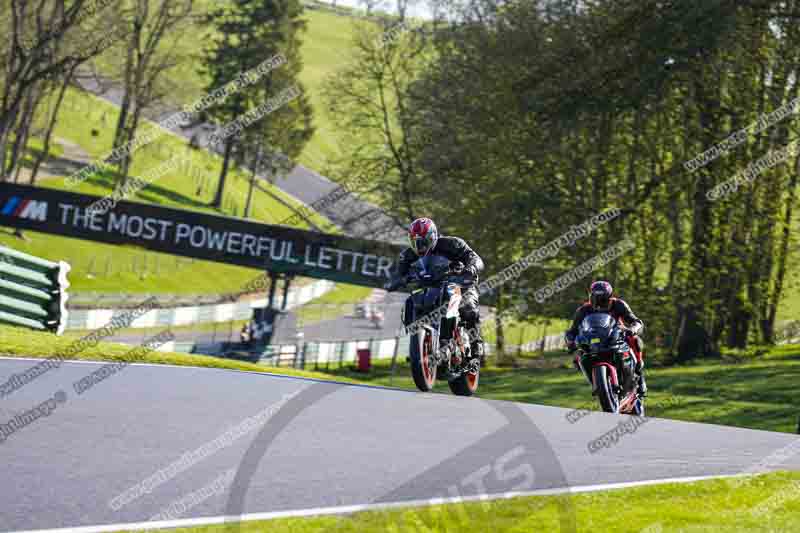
(82, 171, 209, 210)
(135, 181, 208, 210)
(82, 168, 126, 190)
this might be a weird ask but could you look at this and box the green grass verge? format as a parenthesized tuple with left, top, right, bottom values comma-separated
(483, 315, 571, 347)
(0, 324, 356, 383)
(47, 88, 332, 229)
(66, 318, 252, 339)
(112, 471, 800, 532)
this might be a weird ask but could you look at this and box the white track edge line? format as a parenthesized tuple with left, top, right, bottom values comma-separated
(11, 473, 753, 533)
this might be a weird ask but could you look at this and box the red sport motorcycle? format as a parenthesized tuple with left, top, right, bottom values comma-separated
(572, 313, 644, 415)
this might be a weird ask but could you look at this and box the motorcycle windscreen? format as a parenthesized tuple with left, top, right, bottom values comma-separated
(578, 313, 616, 349)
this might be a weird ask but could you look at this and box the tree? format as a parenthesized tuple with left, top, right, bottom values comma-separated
(201, 0, 313, 210)
(0, 0, 125, 180)
(324, 19, 432, 221)
(110, 0, 194, 186)
(359, 0, 386, 16)
(339, 0, 800, 357)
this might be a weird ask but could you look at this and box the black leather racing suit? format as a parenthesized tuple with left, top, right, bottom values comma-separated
(393, 236, 484, 342)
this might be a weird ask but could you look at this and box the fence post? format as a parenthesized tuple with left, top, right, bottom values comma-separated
(294, 341, 304, 369)
(389, 336, 400, 385)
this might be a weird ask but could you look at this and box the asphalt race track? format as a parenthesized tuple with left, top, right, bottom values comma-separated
(1, 357, 799, 532)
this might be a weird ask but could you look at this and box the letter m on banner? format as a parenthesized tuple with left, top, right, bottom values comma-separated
(1, 197, 48, 221)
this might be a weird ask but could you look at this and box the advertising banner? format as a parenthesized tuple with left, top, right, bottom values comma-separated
(0, 184, 404, 288)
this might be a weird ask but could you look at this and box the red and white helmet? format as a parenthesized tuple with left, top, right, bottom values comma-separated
(408, 218, 439, 256)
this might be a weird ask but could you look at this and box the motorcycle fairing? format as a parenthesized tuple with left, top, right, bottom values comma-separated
(577, 312, 630, 354)
(591, 362, 619, 394)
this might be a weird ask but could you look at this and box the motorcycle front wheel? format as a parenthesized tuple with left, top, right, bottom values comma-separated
(410, 331, 437, 392)
(593, 365, 619, 413)
(448, 367, 479, 396)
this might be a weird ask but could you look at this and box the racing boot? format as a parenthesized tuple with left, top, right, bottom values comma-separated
(635, 361, 648, 397)
(439, 338, 460, 366)
(463, 319, 485, 366)
(470, 339, 486, 367)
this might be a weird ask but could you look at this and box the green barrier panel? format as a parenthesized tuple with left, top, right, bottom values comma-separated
(0, 278, 51, 303)
(0, 246, 59, 273)
(0, 294, 49, 318)
(0, 309, 46, 330)
(0, 261, 52, 287)
(0, 245, 70, 335)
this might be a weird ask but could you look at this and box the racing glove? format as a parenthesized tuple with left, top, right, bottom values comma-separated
(567, 342, 577, 353)
(449, 261, 465, 274)
(565, 334, 577, 353)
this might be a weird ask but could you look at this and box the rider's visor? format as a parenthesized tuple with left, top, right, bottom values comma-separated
(411, 235, 432, 254)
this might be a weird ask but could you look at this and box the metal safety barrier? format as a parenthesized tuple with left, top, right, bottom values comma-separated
(0, 246, 70, 335)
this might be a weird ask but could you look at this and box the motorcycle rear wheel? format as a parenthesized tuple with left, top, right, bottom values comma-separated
(593, 365, 619, 413)
(410, 331, 437, 392)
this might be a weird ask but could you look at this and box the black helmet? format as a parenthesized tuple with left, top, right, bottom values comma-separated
(589, 280, 613, 310)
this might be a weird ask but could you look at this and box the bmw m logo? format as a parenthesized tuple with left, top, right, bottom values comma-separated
(1, 197, 48, 221)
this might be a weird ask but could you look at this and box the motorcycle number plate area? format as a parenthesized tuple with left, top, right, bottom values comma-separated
(445, 284, 461, 319)
(446, 299, 460, 319)
(591, 338, 601, 344)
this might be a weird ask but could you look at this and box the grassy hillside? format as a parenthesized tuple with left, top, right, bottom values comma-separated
(46, 88, 331, 227)
(0, 86, 336, 293)
(0, 5, 365, 294)
(90, 2, 360, 167)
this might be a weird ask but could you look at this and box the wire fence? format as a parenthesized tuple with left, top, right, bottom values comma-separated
(189, 336, 406, 371)
(71, 254, 201, 286)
